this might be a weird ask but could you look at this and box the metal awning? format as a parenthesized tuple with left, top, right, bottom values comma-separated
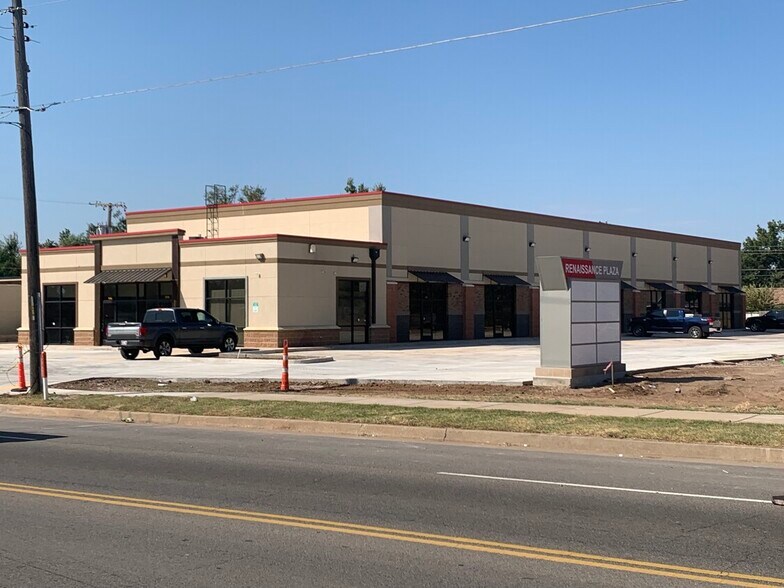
(484, 274, 531, 287)
(720, 285, 744, 294)
(645, 281, 678, 292)
(686, 284, 714, 293)
(85, 267, 172, 284)
(408, 270, 463, 284)
(620, 281, 637, 291)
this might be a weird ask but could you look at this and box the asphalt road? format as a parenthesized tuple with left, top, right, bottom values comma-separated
(1, 415, 783, 587)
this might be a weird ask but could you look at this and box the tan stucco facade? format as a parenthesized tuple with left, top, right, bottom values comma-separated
(0, 279, 21, 341)
(21, 190, 743, 347)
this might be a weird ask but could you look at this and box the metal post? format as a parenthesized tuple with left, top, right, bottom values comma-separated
(11, 0, 42, 393)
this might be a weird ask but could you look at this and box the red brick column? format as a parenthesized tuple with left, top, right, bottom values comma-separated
(396, 283, 410, 342)
(633, 291, 646, 317)
(708, 293, 719, 317)
(463, 286, 475, 340)
(515, 286, 532, 337)
(386, 283, 398, 342)
(531, 288, 540, 337)
(447, 284, 465, 340)
(474, 285, 486, 339)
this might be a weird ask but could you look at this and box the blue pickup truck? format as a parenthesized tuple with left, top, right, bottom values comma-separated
(629, 308, 721, 339)
(104, 307, 239, 359)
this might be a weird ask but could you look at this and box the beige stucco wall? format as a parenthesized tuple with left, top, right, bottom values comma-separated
(635, 238, 672, 283)
(391, 207, 460, 271)
(532, 225, 583, 262)
(128, 199, 379, 242)
(676, 243, 708, 284)
(711, 246, 740, 285)
(588, 232, 632, 280)
(275, 240, 387, 328)
(180, 240, 279, 330)
(0, 281, 21, 340)
(468, 217, 526, 274)
(20, 248, 97, 332)
(101, 237, 172, 268)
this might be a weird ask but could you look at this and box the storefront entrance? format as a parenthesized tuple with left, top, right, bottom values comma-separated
(337, 279, 369, 344)
(720, 292, 735, 329)
(100, 282, 175, 338)
(44, 284, 76, 345)
(409, 283, 448, 341)
(205, 279, 247, 345)
(484, 285, 515, 338)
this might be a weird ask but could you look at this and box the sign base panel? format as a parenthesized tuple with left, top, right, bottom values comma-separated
(533, 363, 626, 388)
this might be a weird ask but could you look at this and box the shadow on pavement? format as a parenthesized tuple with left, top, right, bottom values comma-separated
(0, 432, 66, 444)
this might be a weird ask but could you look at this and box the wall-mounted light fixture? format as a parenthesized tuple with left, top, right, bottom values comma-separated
(350, 255, 359, 264)
(708, 259, 713, 265)
(255, 253, 265, 262)
(528, 241, 536, 248)
(631, 252, 637, 258)
(462, 235, 471, 243)
(672, 256, 679, 262)
(308, 244, 316, 254)
(584, 247, 591, 253)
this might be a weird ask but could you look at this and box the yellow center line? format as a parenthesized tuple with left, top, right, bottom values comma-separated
(0, 481, 781, 587)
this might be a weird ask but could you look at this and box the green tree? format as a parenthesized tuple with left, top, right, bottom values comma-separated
(744, 285, 776, 312)
(41, 228, 90, 248)
(741, 220, 784, 286)
(230, 184, 266, 203)
(206, 184, 266, 205)
(0, 233, 21, 277)
(345, 178, 385, 193)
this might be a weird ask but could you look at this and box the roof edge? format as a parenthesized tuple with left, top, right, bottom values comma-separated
(181, 233, 387, 248)
(126, 191, 383, 217)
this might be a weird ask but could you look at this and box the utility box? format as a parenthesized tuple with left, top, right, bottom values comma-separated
(534, 256, 626, 387)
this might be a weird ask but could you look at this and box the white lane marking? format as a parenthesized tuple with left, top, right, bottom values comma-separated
(437, 472, 771, 504)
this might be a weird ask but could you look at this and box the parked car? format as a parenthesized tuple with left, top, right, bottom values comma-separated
(628, 308, 721, 339)
(104, 308, 238, 360)
(745, 310, 784, 332)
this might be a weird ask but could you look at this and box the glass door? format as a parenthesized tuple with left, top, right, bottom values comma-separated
(720, 293, 734, 329)
(409, 283, 447, 341)
(337, 279, 369, 344)
(484, 285, 515, 338)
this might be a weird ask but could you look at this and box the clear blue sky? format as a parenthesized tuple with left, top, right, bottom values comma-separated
(0, 0, 781, 243)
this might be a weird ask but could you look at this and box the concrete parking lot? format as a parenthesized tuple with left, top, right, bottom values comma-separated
(1, 330, 782, 388)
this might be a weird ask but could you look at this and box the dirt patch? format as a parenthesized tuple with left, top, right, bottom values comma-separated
(53, 358, 784, 413)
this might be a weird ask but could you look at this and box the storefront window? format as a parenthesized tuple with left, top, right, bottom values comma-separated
(101, 282, 175, 339)
(44, 284, 76, 345)
(484, 285, 515, 338)
(205, 279, 247, 344)
(409, 283, 447, 341)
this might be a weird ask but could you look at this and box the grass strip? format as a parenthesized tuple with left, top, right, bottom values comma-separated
(2, 394, 783, 448)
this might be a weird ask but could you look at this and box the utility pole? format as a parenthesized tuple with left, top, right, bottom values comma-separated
(90, 201, 127, 233)
(11, 0, 41, 393)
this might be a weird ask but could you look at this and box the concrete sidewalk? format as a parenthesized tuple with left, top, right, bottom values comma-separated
(49, 387, 784, 425)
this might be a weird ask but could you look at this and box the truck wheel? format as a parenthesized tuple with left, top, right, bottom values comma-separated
(154, 337, 173, 358)
(631, 325, 646, 337)
(749, 321, 764, 332)
(219, 334, 238, 353)
(120, 348, 139, 360)
(688, 326, 704, 339)
(188, 346, 204, 355)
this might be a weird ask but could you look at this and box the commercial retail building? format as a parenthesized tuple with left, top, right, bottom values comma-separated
(19, 191, 744, 347)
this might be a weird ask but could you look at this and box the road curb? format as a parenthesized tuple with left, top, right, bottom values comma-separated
(2, 404, 783, 465)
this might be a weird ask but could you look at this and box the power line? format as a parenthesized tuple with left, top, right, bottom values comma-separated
(0, 195, 93, 206)
(26, 0, 687, 112)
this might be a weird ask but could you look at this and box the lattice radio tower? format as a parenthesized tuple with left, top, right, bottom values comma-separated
(204, 184, 227, 238)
